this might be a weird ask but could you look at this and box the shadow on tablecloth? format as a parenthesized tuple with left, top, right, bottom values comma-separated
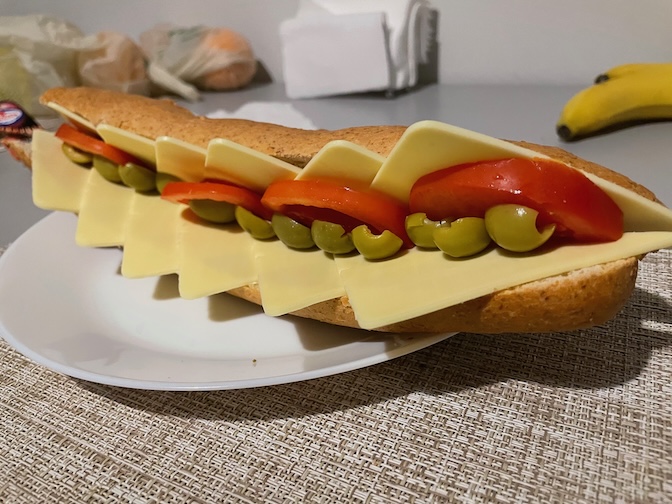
(74, 281, 672, 421)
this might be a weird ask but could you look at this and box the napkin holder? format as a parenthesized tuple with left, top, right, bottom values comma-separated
(279, 1, 437, 99)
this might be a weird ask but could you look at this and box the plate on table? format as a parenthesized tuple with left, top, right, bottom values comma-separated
(0, 212, 454, 391)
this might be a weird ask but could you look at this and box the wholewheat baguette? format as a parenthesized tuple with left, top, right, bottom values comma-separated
(6, 87, 669, 333)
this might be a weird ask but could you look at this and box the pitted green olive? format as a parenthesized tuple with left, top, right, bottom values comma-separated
(311, 220, 355, 255)
(433, 217, 491, 258)
(119, 162, 157, 192)
(271, 213, 315, 249)
(351, 225, 403, 260)
(235, 206, 275, 239)
(485, 205, 555, 252)
(405, 212, 450, 249)
(92, 155, 122, 183)
(156, 173, 182, 193)
(61, 143, 93, 165)
(189, 199, 237, 224)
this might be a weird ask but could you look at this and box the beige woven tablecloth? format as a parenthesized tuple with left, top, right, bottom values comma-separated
(1, 245, 671, 504)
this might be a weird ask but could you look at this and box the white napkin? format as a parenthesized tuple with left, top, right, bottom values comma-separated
(206, 102, 318, 130)
(279, 0, 433, 99)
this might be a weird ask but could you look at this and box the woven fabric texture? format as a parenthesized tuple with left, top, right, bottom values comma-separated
(1, 247, 671, 503)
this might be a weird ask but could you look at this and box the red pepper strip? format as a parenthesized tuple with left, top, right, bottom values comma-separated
(161, 181, 273, 221)
(262, 179, 413, 248)
(410, 158, 623, 242)
(55, 123, 147, 168)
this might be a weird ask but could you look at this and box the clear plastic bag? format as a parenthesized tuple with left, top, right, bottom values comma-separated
(77, 31, 150, 96)
(0, 15, 152, 117)
(0, 15, 96, 116)
(140, 24, 257, 101)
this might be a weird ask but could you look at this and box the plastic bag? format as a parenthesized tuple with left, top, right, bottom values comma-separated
(77, 31, 150, 96)
(0, 15, 96, 116)
(140, 24, 257, 101)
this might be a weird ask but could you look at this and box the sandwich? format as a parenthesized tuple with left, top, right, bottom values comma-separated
(5, 87, 672, 333)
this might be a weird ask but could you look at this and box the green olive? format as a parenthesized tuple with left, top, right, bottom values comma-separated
(189, 199, 237, 224)
(271, 213, 315, 249)
(351, 225, 403, 260)
(311, 220, 355, 255)
(235, 206, 275, 239)
(485, 205, 555, 252)
(61, 143, 93, 166)
(433, 217, 491, 258)
(119, 162, 157, 192)
(405, 212, 450, 249)
(155, 173, 182, 193)
(92, 155, 122, 183)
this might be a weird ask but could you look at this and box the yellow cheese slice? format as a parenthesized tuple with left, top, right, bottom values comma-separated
(178, 212, 257, 299)
(206, 138, 301, 192)
(117, 135, 262, 292)
(75, 169, 134, 247)
(371, 120, 546, 203)
(31, 130, 89, 213)
(121, 193, 182, 278)
(202, 138, 358, 315)
(339, 231, 672, 329)
(97, 124, 157, 166)
(250, 140, 384, 315)
(254, 239, 345, 316)
(296, 140, 384, 184)
(370, 120, 672, 232)
(582, 173, 672, 232)
(45, 102, 98, 135)
(155, 137, 206, 182)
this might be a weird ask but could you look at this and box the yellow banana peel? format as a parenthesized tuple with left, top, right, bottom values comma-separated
(557, 62, 672, 141)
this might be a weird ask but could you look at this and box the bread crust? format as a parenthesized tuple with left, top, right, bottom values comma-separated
(19, 87, 665, 332)
(2, 137, 32, 167)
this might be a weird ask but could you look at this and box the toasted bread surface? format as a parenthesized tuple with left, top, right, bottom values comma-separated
(15, 87, 664, 332)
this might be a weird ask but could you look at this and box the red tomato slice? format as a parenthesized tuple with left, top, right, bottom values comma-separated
(262, 179, 413, 248)
(409, 158, 623, 242)
(161, 181, 272, 220)
(55, 123, 145, 167)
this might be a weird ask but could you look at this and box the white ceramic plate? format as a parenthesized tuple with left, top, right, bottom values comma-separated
(0, 212, 454, 391)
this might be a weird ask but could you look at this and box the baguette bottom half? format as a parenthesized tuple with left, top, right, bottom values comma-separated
(228, 257, 638, 333)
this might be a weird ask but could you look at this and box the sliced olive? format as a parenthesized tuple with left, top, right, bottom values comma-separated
(119, 162, 157, 193)
(156, 173, 182, 193)
(271, 213, 315, 249)
(61, 143, 93, 166)
(485, 204, 555, 252)
(311, 220, 355, 255)
(92, 155, 122, 183)
(433, 217, 491, 258)
(351, 225, 403, 260)
(405, 212, 450, 249)
(235, 206, 275, 239)
(189, 199, 237, 224)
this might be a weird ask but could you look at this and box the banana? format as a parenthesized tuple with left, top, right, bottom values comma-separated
(556, 62, 672, 141)
(593, 62, 669, 83)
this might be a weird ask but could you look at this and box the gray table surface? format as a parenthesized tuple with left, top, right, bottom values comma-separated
(2, 82, 671, 244)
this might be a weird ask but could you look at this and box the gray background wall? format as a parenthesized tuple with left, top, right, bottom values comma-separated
(2, 0, 671, 85)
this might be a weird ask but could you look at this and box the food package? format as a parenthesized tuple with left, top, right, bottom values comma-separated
(0, 15, 97, 116)
(140, 24, 257, 101)
(77, 31, 150, 96)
